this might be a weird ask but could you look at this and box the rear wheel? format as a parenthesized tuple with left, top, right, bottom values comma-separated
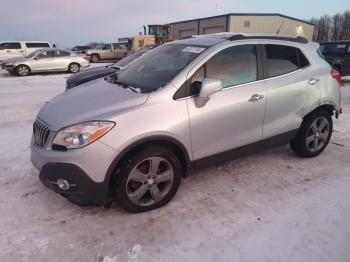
(68, 63, 80, 73)
(15, 65, 30, 76)
(90, 54, 100, 63)
(115, 146, 182, 213)
(290, 111, 332, 157)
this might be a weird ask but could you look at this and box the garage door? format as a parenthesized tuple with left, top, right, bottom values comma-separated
(179, 29, 196, 39)
(203, 26, 225, 34)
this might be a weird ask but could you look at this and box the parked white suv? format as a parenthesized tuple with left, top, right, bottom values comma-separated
(31, 34, 342, 213)
(0, 41, 53, 61)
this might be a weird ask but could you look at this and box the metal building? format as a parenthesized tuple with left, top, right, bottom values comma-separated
(170, 13, 314, 40)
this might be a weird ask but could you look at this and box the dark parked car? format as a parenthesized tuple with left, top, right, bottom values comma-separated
(319, 41, 350, 76)
(66, 51, 147, 90)
(71, 45, 91, 54)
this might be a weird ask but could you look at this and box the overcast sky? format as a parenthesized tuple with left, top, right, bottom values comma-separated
(0, 0, 349, 47)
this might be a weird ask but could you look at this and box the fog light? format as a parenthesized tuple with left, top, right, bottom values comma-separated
(57, 179, 70, 190)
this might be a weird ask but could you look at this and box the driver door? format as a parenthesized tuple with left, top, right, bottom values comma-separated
(186, 44, 266, 161)
(31, 51, 54, 71)
(101, 44, 114, 60)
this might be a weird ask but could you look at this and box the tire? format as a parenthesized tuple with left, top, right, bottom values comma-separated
(115, 145, 182, 213)
(15, 65, 30, 76)
(290, 111, 333, 158)
(68, 63, 80, 73)
(90, 54, 100, 63)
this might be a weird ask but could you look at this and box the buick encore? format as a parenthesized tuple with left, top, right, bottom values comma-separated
(31, 34, 342, 212)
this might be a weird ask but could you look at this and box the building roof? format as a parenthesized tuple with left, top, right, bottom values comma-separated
(170, 13, 314, 26)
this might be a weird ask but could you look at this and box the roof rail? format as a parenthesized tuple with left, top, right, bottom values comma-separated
(228, 34, 308, 44)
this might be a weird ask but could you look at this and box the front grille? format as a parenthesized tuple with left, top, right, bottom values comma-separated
(33, 119, 50, 147)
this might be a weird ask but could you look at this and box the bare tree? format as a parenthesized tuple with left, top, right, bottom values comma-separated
(332, 13, 343, 41)
(311, 10, 350, 42)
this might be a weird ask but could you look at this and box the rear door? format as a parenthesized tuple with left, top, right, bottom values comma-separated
(113, 44, 127, 59)
(51, 50, 71, 70)
(262, 44, 320, 140)
(186, 44, 266, 160)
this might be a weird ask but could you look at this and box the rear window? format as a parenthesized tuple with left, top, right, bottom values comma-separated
(53, 50, 70, 57)
(320, 43, 347, 56)
(0, 42, 21, 50)
(265, 45, 310, 78)
(25, 42, 50, 48)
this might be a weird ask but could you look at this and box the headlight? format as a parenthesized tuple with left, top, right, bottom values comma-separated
(52, 121, 115, 150)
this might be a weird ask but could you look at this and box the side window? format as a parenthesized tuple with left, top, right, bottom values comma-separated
(102, 44, 112, 50)
(25, 42, 50, 48)
(0, 42, 21, 49)
(54, 50, 70, 57)
(206, 45, 257, 88)
(265, 45, 299, 78)
(113, 44, 121, 49)
(297, 49, 310, 68)
(36, 51, 51, 59)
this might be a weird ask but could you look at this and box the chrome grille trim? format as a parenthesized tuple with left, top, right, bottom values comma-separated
(33, 119, 50, 147)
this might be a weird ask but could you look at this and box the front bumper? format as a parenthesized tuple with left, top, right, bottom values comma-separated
(1, 63, 14, 72)
(39, 163, 107, 206)
(31, 140, 119, 206)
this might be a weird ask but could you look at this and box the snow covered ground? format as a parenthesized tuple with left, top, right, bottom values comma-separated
(0, 66, 350, 262)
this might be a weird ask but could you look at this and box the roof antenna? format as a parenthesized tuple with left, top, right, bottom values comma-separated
(276, 19, 285, 34)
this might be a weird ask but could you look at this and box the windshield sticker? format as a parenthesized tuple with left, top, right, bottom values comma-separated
(182, 47, 205, 53)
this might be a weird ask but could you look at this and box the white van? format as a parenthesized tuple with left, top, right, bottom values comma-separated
(0, 41, 53, 61)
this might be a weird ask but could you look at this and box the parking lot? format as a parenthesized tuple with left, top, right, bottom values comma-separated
(0, 67, 350, 262)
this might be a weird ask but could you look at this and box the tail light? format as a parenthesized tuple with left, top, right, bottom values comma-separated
(330, 69, 341, 85)
(83, 56, 89, 61)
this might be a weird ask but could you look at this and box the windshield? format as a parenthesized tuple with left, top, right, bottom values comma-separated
(112, 53, 144, 68)
(25, 50, 42, 58)
(114, 44, 207, 93)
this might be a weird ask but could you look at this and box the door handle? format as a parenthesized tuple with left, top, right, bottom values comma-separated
(308, 78, 319, 85)
(248, 94, 264, 102)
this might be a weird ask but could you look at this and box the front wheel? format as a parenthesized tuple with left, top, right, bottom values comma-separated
(290, 111, 333, 157)
(115, 146, 182, 213)
(15, 65, 30, 76)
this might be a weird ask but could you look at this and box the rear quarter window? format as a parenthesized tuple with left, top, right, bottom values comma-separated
(265, 45, 299, 78)
(265, 44, 310, 78)
(25, 42, 50, 48)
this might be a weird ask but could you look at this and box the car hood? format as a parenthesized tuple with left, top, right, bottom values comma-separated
(66, 66, 117, 88)
(2, 56, 26, 64)
(38, 77, 149, 131)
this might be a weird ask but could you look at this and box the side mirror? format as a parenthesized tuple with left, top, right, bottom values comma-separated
(33, 56, 39, 60)
(195, 78, 222, 108)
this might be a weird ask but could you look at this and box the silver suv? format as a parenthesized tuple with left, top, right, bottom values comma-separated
(31, 34, 342, 213)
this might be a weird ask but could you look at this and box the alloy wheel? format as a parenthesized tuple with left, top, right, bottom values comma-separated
(306, 116, 330, 152)
(126, 157, 174, 206)
(70, 64, 79, 73)
(18, 66, 29, 76)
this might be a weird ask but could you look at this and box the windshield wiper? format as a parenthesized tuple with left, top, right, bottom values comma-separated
(115, 79, 140, 93)
(105, 74, 141, 93)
